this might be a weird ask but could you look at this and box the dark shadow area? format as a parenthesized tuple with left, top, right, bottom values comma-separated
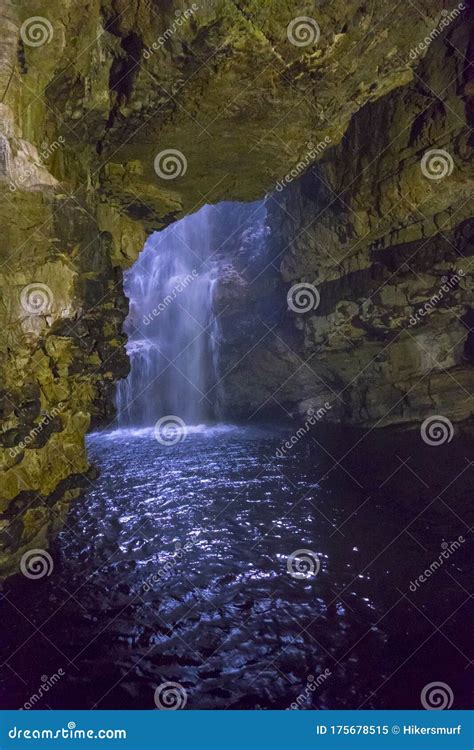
(0, 424, 472, 709)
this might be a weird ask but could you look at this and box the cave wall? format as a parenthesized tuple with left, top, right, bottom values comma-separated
(219, 14, 474, 427)
(0, 0, 471, 576)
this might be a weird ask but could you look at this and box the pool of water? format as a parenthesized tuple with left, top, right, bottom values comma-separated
(0, 424, 472, 710)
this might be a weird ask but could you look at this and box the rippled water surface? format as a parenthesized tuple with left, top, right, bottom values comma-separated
(1, 425, 472, 710)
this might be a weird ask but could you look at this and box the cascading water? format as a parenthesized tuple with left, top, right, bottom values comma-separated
(116, 205, 220, 427)
(0, 135, 12, 178)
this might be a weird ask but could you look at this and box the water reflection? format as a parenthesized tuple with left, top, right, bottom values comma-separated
(0, 425, 472, 710)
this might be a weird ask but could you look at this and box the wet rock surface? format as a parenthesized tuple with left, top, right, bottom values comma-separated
(0, 1, 472, 575)
(217, 18, 474, 426)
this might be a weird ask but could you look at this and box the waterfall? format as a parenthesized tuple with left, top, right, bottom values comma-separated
(0, 135, 12, 178)
(116, 205, 220, 427)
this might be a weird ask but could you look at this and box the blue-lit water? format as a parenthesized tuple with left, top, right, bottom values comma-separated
(1, 204, 472, 710)
(1, 424, 472, 709)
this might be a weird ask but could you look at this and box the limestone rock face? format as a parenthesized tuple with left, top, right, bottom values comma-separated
(0, 0, 472, 576)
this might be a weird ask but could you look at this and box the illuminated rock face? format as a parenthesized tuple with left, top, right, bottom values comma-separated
(0, 1, 472, 576)
(217, 17, 474, 425)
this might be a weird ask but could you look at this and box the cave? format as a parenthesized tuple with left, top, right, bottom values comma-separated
(0, 0, 473, 718)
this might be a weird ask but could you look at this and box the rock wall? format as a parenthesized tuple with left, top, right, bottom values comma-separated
(0, 0, 471, 576)
(219, 12, 474, 428)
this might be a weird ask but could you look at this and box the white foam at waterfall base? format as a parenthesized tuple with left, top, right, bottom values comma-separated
(91, 424, 239, 442)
